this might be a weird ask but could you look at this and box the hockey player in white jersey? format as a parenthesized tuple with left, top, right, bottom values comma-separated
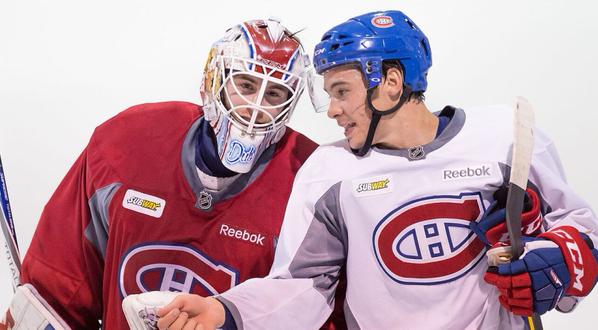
(150, 10, 598, 330)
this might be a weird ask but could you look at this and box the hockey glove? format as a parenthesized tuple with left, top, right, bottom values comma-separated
(484, 226, 598, 316)
(122, 291, 182, 330)
(470, 187, 543, 245)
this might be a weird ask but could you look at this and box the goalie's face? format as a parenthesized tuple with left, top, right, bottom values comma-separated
(223, 73, 292, 127)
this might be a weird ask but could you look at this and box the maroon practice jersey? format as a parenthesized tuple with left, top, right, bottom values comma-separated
(20, 101, 320, 329)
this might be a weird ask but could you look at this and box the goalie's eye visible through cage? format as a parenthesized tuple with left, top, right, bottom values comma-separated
(214, 55, 305, 133)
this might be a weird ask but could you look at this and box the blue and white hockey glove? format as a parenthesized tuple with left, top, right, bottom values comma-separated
(484, 226, 598, 316)
(470, 187, 543, 245)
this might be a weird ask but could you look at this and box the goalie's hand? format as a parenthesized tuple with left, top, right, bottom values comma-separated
(470, 187, 543, 245)
(484, 226, 598, 316)
(122, 291, 183, 330)
(156, 294, 225, 330)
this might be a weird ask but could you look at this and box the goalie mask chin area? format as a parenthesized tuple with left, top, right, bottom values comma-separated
(201, 18, 309, 174)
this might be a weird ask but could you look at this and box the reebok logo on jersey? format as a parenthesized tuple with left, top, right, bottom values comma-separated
(353, 176, 393, 197)
(443, 165, 492, 181)
(122, 189, 166, 218)
(219, 224, 265, 246)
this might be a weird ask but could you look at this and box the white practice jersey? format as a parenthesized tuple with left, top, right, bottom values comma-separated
(218, 105, 598, 330)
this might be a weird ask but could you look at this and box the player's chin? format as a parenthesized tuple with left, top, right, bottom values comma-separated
(347, 138, 365, 150)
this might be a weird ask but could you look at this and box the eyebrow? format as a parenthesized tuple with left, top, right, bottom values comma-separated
(324, 81, 349, 93)
(235, 75, 258, 83)
(267, 84, 287, 93)
(236, 74, 287, 92)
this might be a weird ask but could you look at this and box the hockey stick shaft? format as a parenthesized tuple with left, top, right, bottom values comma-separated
(0, 155, 22, 291)
(506, 97, 542, 330)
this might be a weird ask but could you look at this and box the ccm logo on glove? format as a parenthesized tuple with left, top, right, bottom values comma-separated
(540, 227, 597, 296)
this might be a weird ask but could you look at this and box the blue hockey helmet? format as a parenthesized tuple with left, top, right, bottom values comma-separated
(313, 10, 432, 91)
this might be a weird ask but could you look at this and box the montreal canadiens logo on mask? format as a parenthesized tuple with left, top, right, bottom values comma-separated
(118, 244, 239, 298)
(373, 192, 486, 285)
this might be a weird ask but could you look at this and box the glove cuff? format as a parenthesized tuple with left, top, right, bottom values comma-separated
(521, 188, 543, 235)
(539, 226, 598, 296)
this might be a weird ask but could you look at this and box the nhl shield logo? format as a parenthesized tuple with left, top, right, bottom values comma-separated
(198, 190, 213, 210)
(373, 192, 486, 285)
(408, 145, 425, 160)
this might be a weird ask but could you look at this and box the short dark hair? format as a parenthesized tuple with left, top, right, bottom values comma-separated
(382, 60, 425, 103)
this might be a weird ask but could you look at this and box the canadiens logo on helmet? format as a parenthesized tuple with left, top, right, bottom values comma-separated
(371, 15, 395, 28)
(373, 192, 486, 285)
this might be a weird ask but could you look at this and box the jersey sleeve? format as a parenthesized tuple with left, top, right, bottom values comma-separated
(218, 166, 347, 329)
(529, 129, 598, 244)
(20, 135, 118, 329)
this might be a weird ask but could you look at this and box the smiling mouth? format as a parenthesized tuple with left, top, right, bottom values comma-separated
(342, 122, 356, 136)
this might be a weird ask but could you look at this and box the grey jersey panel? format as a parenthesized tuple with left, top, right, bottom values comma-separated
(180, 117, 276, 210)
(344, 303, 360, 330)
(375, 106, 465, 161)
(215, 296, 244, 330)
(85, 182, 122, 259)
(286, 182, 347, 306)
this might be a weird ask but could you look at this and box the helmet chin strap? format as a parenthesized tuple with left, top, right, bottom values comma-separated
(353, 85, 412, 156)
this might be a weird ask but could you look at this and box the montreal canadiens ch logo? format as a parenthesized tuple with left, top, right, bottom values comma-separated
(373, 192, 486, 285)
(118, 244, 239, 298)
(371, 15, 395, 28)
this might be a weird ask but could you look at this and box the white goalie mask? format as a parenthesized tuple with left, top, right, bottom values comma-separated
(200, 18, 309, 173)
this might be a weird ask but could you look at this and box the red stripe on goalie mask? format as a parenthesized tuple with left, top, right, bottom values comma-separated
(243, 20, 301, 80)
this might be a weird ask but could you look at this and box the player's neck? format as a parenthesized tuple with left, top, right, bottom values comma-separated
(374, 101, 438, 150)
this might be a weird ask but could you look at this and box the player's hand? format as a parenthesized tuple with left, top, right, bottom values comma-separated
(470, 187, 543, 245)
(484, 226, 598, 316)
(157, 294, 225, 330)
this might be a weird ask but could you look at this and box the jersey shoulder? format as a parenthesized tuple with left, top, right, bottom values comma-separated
(273, 127, 319, 172)
(293, 139, 356, 185)
(93, 101, 202, 141)
(86, 101, 203, 186)
(460, 104, 554, 155)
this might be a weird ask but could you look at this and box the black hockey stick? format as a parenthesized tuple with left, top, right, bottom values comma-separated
(0, 155, 22, 291)
(506, 97, 542, 330)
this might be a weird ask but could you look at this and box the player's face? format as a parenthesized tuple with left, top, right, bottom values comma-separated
(223, 73, 291, 125)
(323, 66, 371, 149)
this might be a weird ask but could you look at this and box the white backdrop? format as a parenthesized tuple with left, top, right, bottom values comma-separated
(1, 0, 597, 328)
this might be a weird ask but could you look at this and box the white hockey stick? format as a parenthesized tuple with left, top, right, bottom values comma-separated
(505, 97, 543, 330)
(0, 155, 22, 291)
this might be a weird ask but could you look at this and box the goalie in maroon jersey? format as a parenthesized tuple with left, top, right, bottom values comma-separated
(1, 18, 346, 329)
